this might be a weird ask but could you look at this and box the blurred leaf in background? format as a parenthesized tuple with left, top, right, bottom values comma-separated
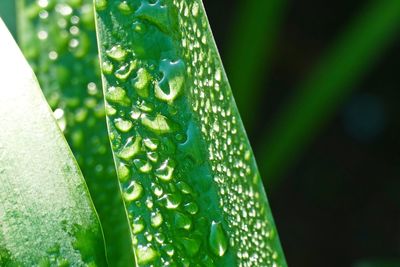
(225, 0, 287, 133)
(353, 259, 400, 267)
(257, 0, 400, 188)
(0, 0, 16, 38)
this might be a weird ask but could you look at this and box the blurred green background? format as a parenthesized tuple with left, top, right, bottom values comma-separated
(2, 0, 400, 266)
(205, 0, 400, 266)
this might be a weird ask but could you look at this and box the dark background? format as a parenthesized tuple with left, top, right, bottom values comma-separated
(202, 0, 400, 266)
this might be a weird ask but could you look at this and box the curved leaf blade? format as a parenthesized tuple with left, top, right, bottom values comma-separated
(0, 19, 107, 266)
(95, 1, 286, 266)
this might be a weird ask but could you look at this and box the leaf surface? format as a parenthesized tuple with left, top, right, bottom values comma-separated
(95, 1, 287, 266)
(0, 19, 107, 266)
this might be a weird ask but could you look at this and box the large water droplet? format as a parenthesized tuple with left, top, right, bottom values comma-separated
(191, 2, 200, 17)
(123, 181, 143, 202)
(114, 118, 133, 132)
(209, 221, 228, 257)
(133, 158, 152, 173)
(174, 211, 192, 230)
(95, 0, 107, 10)
(147, 151, 159, 162)
(118, 1, 132, 14)
(133, 68, 151, 98)
(155, 159, 175, 181)
(105, 86, 131, 106)
(143, 138, 159, 151)
(141, 114, 174, 134)
(155, 59, 185, 103)
(184, 202, 199, 215)
(151, 211, 163, 228)
(115, 60, 136, 81)
(132, 216, 145, 234)
(159, 193, 182, 209)
(118, 136, 142, 161)
(102, 61, 114, 75)
(164, 244, 175, 257)
(136, 245, 158, 265)
(106, 45, 128, 61)
(176, 181, 193, 194)
(117, 163, 130, 182)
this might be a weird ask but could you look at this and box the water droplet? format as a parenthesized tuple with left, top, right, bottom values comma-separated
(136, 245, 158, 265)
(176, 181, 193, 194)
(114, 118, 133, 133)
(209, 221, 228, 257)
(102, 61, 114, 74)
(38, 0, 49, 8)
(151, 211, 163, 228)
(133, 68, 151, 98)
(69, 38, 79, 48)
(118, 136, 142, 160)
(151, 183, 163, 197)
(39, 10, 49, 19)
(147, 151, 159, 162)
(95, 0, 107, 10)
(143, 138, 159, 151)
(118, 1, 132, 14)
(133, 158, 152, 173)
(48, 51, 58, 60)
(145, 232, 153, 242)
(215, 69, 222, 82)
(191, 2, 199, 17)
(37, 30, 48, 40)
(54, 108, 67, 132)
(124, 181, 143, 202)
(146, 197, 154, 209)
(159, 193, 182, 209)
(141, 114, 174, 134)
(106, 45, 128, 61)
(130, 106, 142, 120)
(69, 25, 79, 35)
(115, 60, 136, 81)
(155, 159, 175, 181)
(174, 211, 192, 230)
(56, 3, 73, 16)
(105, 86, 131, 106)
(87, 82, 98, 95)
(163, 244, 175, 257)
(117, 163, 130, 182)
(132, 216, 145, 234)
(184, 202, 199, 215)
(155, 59, 185, 103)
(105, 103, 117, 116)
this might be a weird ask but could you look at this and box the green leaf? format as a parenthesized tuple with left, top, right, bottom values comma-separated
(259, 0, 400, 185)
(95, 0, 286, 266)
(226, 0, 287, 131)
(0, 19, 107, 266)
(16, 0, 134, 265)
(0, 0, 16, 38)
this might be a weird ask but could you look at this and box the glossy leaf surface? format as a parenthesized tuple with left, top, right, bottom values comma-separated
(95, 1, 287, 266)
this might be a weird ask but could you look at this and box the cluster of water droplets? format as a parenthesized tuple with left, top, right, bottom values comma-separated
(96, 0, 230, 266)
(173, 0, 284, 266)
(20, 0, 132, 265)
(22, 0, 115, 177)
